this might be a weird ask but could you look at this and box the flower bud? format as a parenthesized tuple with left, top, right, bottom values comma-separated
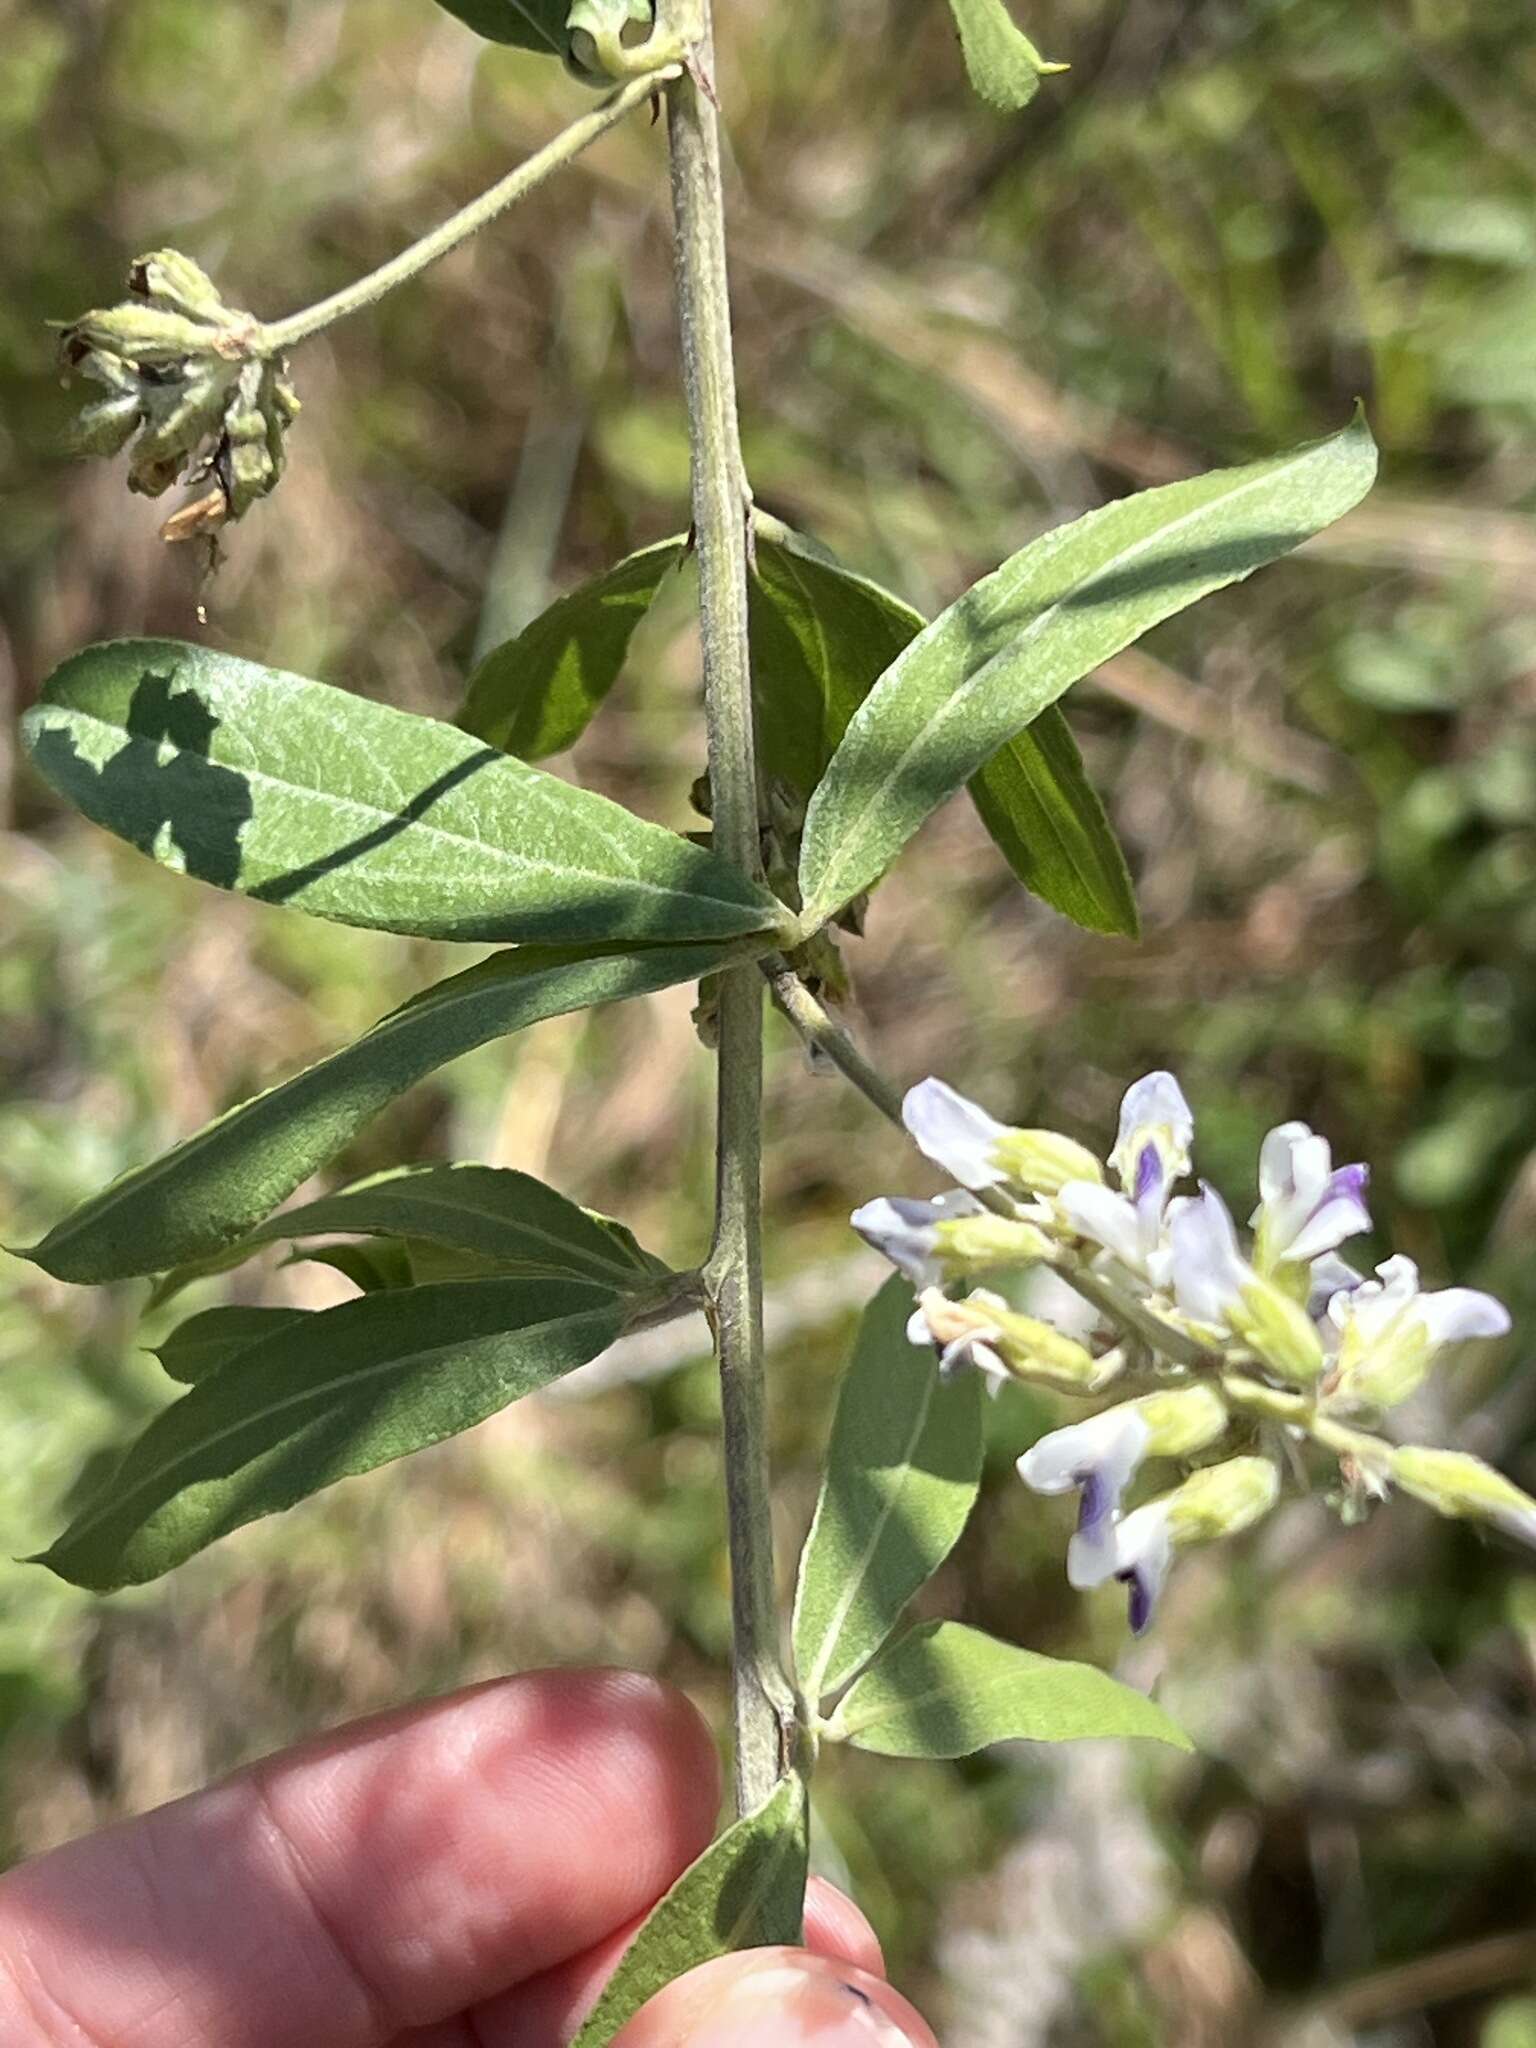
(1226, 1277, 1325, 1386)
(1161, 1455, 1281, 1544)
(912, 1286, 1115, 1393)
(1390, 1446, 1536, 1550)
(128, 248, 233, 324)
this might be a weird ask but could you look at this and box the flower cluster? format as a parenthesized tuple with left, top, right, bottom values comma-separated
(59, 250, 298, 542)
(853, 1072, 1526, 1633)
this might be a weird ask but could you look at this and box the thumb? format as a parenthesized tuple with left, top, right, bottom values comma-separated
(612, 1946, 939, 2046)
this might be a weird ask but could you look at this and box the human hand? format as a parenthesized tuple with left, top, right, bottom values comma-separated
(0, 1668, 937, 2047)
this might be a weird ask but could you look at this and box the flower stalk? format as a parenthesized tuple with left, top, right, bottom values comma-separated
(259, 69, 676, 353)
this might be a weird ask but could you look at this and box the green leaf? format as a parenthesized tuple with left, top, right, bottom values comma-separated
(20, 938, 754, 1286)
(570, 1773, 809, 2048)
(286, 1240, 416, 1295)
(462, 537, 685, 757)
(751, 522, 1136, 935)
(943, 0, 1068, 110)
(827, 1621, 1193, 1758)
(37, 1277, 625, 1591)
(430, 0, 568, 55)
(153, 1305, 310, 1385)
(792, 1278, 983, 1709)
(153, 1163, 665, 1306)
(22, 639, 784, 947)
(969, 716, 1138, 938)
(798, 413, 1379, 927)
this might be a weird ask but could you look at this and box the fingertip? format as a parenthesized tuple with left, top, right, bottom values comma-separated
(611, 1948, 937, 2047)
(804, 1876, 885, 1978)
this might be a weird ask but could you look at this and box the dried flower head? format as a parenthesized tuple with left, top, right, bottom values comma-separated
(58, 250, 298, 544)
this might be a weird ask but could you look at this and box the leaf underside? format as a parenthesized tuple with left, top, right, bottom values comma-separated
(429, 0, 568, 55)
(944, 0, 1067, 111)
(571, 1773, 809, 2048)
(792, 1276, 984, 1707)
(829, 1620, 1194, 1758)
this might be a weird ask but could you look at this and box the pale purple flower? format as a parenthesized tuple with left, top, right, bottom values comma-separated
(1251, 1121, 1371, 1270)
(906, 1293, 1011, 1388)
(1111, 1502, 1175, 1635)
(1168, 1185, 1251, 1327)
(1057, 1070, 1193, 1285)
(1017, 1407, 1153, 1589)
(850, 1191, 982, 1288)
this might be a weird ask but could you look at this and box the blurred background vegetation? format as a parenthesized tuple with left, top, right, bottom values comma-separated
(2, 0, 1535, 2039)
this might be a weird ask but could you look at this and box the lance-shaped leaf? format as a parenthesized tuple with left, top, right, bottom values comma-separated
(798, 413, 1378, 928)
(22, 639, 785, 947)
(37, 1276, 626, 1591)
(571, 1773, 809, 2048)
(153, 1163, 665, 1306)
(793, 1278, 983, 1709)
(462, 536, 686, 757)
(751, 523, 1135, 935)
(944, 0, 1068, 111)
(154, 1305, 311, 1385)
(430, 0, 568, 55)
(20, 938, 753, 1286)
(825, 1621, 1192, 1758)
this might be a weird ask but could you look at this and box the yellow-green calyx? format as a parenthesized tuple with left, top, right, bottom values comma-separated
(932, 1213, 1053, 1274)
(991, 1128, 1104, 1198)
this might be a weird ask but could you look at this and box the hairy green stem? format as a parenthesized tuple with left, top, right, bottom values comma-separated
(259, 71, 675, 354)
(665, 13, 792, 1813)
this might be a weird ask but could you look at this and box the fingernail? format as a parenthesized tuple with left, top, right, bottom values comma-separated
(612, 1946, 938, 2047)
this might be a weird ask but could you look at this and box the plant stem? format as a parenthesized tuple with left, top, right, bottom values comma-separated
(665, 11, 791, 1814)
(258, 71, 675, 354)
(765, 958, 907, 1127)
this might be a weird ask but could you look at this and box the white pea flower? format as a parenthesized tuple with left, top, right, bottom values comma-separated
(1251, 1121, 1371, 1274)
(1111, 1456, 1281, 1633)
(1169, 1185, 1324, 1384)
(1017, 1383, 1228, 1590)
(1057, 1070, 1192, 1287)
(901, 1078, 1102, 1197)
(1326, 1254, 1510, 1410)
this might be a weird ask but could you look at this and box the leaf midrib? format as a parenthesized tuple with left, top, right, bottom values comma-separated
(805, 441, 1328, 913)
(42, 699, 761, 917)
(245, 1184, 637, 1285)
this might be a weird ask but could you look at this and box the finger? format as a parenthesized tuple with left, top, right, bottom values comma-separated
(0, 1669, 719, 2048)
(613, 1949, 938, 2047)
(469, 1873, 886, 2045)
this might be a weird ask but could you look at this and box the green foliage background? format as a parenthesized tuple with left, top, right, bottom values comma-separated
(2, 0, 1534, 2039)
